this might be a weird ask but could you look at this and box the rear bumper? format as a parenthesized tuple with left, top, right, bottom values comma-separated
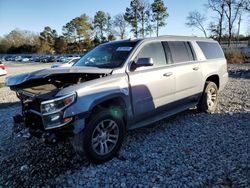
(219, 72, 228, 91)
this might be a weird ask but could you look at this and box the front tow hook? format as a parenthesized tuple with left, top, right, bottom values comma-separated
(13, 114, 31, 139)
(42, 132, 58, 144)
(13, 114, 26, 133)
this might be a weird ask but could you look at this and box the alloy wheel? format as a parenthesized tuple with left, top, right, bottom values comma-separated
(91, 119, 119, 155)
(207, 87, 217, 108)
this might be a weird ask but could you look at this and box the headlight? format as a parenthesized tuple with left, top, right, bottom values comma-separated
(41, 93, 76, 114)
(40, 93, 76, 129)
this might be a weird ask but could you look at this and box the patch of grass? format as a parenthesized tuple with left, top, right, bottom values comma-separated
(224, 48, 245, 64)
(0, 83, 4, 88)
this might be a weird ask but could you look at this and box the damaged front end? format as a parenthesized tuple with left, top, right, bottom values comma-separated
(6, 67, 112, 142)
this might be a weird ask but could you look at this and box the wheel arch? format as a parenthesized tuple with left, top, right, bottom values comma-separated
(88, 94, 130, 128)
(205, 74, 220, 89)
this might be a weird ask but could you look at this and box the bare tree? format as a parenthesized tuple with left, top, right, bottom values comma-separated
(208, 22, 220, 38)
(243, 0, 250, 12)
(224, 0, 245, 46)
(207, 0, 226, 43)
(113, 14, 128, 39)
(236, 13, 242, 43)
(186, 11, 208, 38)
(5, 29, 39, 49)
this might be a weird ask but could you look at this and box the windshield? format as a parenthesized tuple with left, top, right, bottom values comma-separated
(74, 41, 137, 68)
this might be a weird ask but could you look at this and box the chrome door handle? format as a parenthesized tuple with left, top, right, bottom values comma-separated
(193, 67, 199, 71)
(163, 72, 173, 77)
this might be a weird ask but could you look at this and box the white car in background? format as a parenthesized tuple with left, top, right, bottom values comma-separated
(51, 57, 80, 68)
(22, 58, 30, 62)
(0, 61, 7, 76)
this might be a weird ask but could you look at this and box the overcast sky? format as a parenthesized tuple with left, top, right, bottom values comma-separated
(0, 0, 249, 37)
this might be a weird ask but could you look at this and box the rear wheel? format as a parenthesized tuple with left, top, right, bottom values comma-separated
(197, 81, 218, 113)
(73, 109, 125, 163)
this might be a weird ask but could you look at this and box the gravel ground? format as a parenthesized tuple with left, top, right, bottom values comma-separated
(0, 63, 249, 187)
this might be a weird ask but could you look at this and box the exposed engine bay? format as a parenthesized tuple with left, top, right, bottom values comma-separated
(14, 73, 109, 118)
(13, 72, 109, 120)
(5, 68, 112, 138)
(14, 73, 107, 98)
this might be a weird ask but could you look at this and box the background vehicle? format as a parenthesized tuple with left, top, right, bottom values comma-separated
(22, 57, 30, 62)
(51, 57, 80, 68)
(0, 61, 7, 76)
(6, 36, 228, 163)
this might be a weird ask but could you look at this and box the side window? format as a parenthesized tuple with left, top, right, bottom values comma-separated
(137, 42, 167, 66)
(166, 41, 194, 63)
(197, 41, 224, 59)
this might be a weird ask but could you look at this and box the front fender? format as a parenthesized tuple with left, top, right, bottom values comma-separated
(63, 89, 130, 118)
(64, 89, 131, 134)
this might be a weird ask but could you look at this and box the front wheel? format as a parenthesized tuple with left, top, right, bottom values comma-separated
(197, 81, 218, 113)
(73, 109, 125, 163)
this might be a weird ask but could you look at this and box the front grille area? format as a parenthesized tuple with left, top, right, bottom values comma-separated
(28, 100, 41, 112)
(18, 90, 41, 112)
(25, 111, 44, 130)
(23, 99, 41, 112)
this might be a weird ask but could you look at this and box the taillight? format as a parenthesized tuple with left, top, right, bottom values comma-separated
(0, 65, 5, 70)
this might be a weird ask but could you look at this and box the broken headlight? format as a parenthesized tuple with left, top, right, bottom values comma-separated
(41, 93, 76, 114)
(40, 93, 76, 129)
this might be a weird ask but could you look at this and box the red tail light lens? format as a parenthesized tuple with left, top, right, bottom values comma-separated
(0, 65, 5, 70)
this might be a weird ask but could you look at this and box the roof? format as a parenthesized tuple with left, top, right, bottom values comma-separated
(109, 35, 214, 44)
(107, 38, 142, 44)
(143, 35, 214, 42)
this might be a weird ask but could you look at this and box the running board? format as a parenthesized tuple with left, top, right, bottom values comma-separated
(128, 102, 197, 130)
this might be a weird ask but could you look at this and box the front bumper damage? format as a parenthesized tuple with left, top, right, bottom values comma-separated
(11, 89, 88, 143)
(13, 114, 58, 143)
(12, 110, 87, 144)
(5, 67, 110, 143)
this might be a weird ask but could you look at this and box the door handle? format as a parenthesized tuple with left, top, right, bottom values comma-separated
(193, 67, 199, 71)
(163, 72, 173, 77)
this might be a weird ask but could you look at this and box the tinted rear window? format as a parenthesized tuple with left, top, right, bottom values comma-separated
(197, 41, 224, 59)
(166, 41, 194, 63)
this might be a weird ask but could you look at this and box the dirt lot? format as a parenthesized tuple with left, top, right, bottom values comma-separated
(0, 62, 249, 187)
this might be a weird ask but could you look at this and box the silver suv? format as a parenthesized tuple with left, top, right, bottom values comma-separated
(6, 36, 228, 163)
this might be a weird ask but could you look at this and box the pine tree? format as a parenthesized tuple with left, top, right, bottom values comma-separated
(93, 11, 107, 41)
(124, 0, 141, 38)
(151, 0, 168, 36)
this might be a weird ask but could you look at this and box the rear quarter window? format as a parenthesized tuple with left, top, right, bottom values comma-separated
(197, 41, 224, 59)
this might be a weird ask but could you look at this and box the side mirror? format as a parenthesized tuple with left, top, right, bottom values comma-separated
(136, 57, 154, 67)
(130, 57, 154, 71)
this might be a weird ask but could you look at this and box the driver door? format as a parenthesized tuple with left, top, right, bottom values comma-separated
(127, 41, 176, 122)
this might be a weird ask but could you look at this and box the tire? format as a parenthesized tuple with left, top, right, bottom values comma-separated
(73, 109, 125, 163)
(197, 81, 218, 113)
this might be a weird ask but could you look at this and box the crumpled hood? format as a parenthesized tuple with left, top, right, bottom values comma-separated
(5, 66, 113, 87)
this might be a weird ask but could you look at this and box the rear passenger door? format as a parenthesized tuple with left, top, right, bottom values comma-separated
(163, 41, 203, 102)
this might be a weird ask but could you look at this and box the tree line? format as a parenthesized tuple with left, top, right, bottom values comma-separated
(0, 0, 249, 54)
(0, 0, 168, 54)
(186, 0, 250, 46)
